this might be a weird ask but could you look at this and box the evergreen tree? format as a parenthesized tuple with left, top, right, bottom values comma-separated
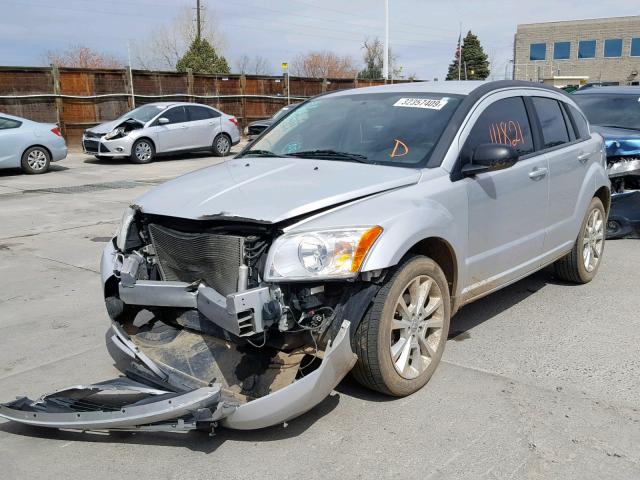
(176, 37, 230, 74)
(446, 31, 490, 80)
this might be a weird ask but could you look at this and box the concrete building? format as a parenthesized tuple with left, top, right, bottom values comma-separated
(513, 16, 640, 87)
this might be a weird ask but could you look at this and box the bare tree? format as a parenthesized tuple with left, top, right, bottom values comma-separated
(236, 55, 272, 75)
(44, 45, 122, 68)
(359, 37, 402, 79)
(133, 4, 226, 71)
(291, 50, 358, 79)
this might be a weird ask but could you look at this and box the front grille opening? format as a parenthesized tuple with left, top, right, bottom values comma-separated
(148, 224, 244, 296)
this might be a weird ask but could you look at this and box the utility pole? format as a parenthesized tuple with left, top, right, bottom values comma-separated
(383, 0, 389, 81)
(196, 0, 202, 41)
(127, 41, 135, 108)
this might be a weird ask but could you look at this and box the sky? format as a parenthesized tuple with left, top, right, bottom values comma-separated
(1, 0, 638, 80)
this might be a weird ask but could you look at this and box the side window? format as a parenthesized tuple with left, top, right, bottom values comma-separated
(531, 97, 570, 149)
(0, 117, 22, 130)
(187, 106, 219, 121)
(566, 104, 590, 140)
(160, 106, 187, 124)
(463, 97, 534, 160)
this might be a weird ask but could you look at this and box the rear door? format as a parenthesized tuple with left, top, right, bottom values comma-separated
(186, 105, 221, 148)
(151, 106, 191, 152)
(460, 95, 549, 300)
(534, 98, 598, 257)
(0, 117, 25, 166)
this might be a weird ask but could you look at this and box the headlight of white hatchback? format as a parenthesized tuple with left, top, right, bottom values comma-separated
(115, 206, 136, 251)
(264, 226, 383, 281)
(104, 126, 126, 140)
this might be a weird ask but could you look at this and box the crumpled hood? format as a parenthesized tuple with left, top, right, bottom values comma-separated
(135, 157, 422, 223)
(591, 125, 640, 157)
(87, 119, 123, 135)
(248, 119, 273, 128)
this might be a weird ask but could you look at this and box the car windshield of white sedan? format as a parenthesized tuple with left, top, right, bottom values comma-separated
(246, 93, 462, 166)
(124, 105, 167, 123)
(573, 94, 640, 130)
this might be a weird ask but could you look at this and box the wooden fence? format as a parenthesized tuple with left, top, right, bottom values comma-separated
(0, 66, 413, 145)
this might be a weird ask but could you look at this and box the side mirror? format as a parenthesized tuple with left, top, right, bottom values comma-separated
(158, 117, 170, 125)
(461, 143, 519, 177)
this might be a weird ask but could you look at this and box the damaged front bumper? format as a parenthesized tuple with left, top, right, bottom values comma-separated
(0, 319, 355, 432)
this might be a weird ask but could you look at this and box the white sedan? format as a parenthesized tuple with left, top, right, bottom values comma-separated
(0, 113, 67, 174)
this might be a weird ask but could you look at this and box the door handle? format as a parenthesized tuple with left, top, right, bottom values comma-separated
(528, 167, 548, 180)
(577, 152, 590, 163)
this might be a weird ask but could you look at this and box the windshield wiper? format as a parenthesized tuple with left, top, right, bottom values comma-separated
(242, 149, 280, 157)
(285, 149, 369, 163)
(599, 125, 640, 131)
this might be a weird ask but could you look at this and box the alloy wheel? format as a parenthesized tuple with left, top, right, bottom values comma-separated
(27, 149, 48, 171)
(390, 275, 445, 380)
(583, 208, 604, 272)
(135, 142, 152, 162)
(216, 135, 230, 155)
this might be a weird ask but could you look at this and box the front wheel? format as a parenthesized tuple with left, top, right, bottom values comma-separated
(351, 256, 451, 397)
(212, 134, 231, 157)
(554, 197, 606, 283)
(130, 139, 155, 164)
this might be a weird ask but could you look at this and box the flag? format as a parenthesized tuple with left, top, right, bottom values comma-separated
(455, 32, 461, 59)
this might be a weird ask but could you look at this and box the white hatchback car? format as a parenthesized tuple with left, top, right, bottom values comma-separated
(82, 102, 241, 164)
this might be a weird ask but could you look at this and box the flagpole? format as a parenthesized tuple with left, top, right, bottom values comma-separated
(458, 23, 462, 81)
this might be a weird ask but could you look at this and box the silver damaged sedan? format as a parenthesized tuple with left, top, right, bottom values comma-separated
(0, 113, 67, 174)
(82, 102, 241, 163)
(0, 81, 611, 434)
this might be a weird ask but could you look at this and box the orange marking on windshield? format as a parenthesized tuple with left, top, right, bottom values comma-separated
(390, 139, 409, 158)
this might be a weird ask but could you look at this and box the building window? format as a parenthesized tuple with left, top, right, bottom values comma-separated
(530, 43, 546, 61)
(578, 40, 596, 59)
(631, 38, 640, 57)
(553, 42, 571, 60)
(604, 39, 623, 57)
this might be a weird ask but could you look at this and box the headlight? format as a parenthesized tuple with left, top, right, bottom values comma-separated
(264, 226, 383, 281)
(104, 126, 126, 140)
(115, 206, 136, 251)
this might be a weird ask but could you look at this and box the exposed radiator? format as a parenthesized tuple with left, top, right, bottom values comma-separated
(148, 224, 244, 296)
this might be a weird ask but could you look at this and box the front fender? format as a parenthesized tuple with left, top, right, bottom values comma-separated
(101, 239, 118, 292)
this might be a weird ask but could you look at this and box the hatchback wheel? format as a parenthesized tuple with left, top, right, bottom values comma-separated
(351, 256, 451, 396)
(21, 146, 51, 174)
(130, 139, 155, 164)
(212, 134, 231, 157)
(554, 197, 606, 283)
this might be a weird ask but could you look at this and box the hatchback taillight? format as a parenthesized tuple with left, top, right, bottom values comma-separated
(228, 117, 239, 127)
(51, 127, 62, 137)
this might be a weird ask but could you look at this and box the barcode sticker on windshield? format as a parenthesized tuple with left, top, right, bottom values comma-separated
(393, 98, 448, 110)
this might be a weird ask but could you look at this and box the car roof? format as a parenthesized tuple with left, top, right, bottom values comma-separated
(325, 80, 566, 99)
(573, 86, 640, 95)
(142, 101, 218, 109)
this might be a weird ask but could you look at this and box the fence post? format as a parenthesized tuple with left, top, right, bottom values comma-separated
(240, 74, 247, 130)
(50, 64, 64, 135)
(354, 74, 358, 89)
(186, 68, 194, 102)
(322, 78, 328, 93)
(123, 67, 134, 109)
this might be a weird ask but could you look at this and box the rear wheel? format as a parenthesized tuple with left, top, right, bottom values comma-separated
(351, 256, 450, 396)
(130, 139, 155, 164)
(554, 197, 606, 283)
(21, 146, 50, 174)
(212, 134, 231, 157)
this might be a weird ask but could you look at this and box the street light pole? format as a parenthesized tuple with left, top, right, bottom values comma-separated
(383, 0, 389, 81)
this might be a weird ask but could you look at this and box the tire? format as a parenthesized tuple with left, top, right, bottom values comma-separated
(351, 256, 451, 396)
(212, 133, 231, 157)
(21, 146, 50, 174)
(130, 139, 155, 164)
(554, 197, 606, 284)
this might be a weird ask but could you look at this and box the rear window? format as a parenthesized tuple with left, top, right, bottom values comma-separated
(572, 93, 640, 130)
(187, 105, 218, 121)
(532, 97, 570, 149)
(567, 104, 590, 139)
(0, 117, 22, 130)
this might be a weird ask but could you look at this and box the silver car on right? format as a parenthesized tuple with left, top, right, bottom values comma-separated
(82, 102, 241, 163)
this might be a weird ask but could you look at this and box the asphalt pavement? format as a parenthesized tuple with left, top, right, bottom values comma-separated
(0, 149, 638, 479)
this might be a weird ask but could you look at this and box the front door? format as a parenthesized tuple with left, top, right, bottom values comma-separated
(151, 106, 192, 152)
(460, 95, 549, 300)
